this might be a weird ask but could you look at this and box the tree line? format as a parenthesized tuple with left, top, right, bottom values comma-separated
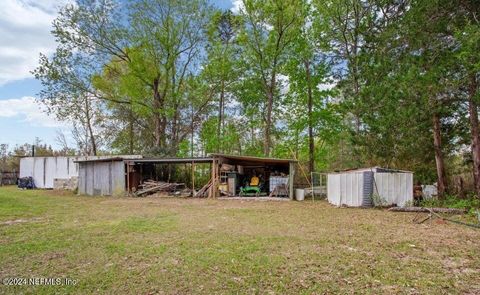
(32, 0, 480, 198)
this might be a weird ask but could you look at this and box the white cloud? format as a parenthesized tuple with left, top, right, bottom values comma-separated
(231, 0, 244, 14)
(0, 0, 66, 85)
(0, 96, 66, 128)
(318, 82, 336, 91)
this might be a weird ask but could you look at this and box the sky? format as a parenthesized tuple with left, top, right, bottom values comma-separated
(0, 0, 238, 150)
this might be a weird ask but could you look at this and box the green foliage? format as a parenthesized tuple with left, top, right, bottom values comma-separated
(421, 195, 480, 214)
(200, 117, 242, 154)
(27, 0, 480, 197)
(371, 194, 388, 208)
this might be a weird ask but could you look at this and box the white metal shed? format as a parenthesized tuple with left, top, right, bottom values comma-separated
(19, 155, 142, 189)
(327, 167, 413, 207)
(19, 157, 77, 189)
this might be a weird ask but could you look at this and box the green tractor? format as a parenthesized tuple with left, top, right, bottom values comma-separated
(239, 174, 263, 197)
(239, 185, 262, 196)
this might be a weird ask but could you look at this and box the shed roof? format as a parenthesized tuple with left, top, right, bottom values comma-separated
(124, 154, 295, 165)
(330, 166, 412, 174)
(74, 156, 142, 163)
(210, 153, 296, 164)
(125, 157, 214, 164)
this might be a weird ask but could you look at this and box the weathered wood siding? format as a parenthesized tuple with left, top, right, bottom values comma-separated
(78, 161, 125, 196)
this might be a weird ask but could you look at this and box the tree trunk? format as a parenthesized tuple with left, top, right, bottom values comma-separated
(264, 72, 276, 157)
(190, 105, 194, 158)
(467, 73, 480, 198)
(264, 90, 273, 157)
(432, 112, 447, 198)
(129, 105, 134, 154)
(304, 60, 314, 173)
(217, 79, 225, 153)
(152, 77, 166, 150)
(153, 78, 162, 149)
(84, 97, 97, 156)
(171, 103, 179, 156)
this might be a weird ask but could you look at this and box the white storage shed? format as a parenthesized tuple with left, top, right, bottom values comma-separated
(19, 157, 78, 189)
(19, 155, 142, 189)
(327, 167, 413, 207)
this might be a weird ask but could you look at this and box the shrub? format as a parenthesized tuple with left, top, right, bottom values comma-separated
(371, 194, 388, 207)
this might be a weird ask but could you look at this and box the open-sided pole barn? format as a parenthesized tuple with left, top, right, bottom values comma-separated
(77, 154, 297, 198)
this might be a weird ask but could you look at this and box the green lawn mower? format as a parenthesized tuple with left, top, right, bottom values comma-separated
(239, 185, 262, 196)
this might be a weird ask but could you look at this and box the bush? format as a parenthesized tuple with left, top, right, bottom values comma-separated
(371, 194, 388, 207)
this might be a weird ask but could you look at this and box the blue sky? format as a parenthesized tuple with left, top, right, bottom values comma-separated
(0, 0, 238, 150)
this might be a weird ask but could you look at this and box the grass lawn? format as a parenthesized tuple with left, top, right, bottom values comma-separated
(0, 186, 479, 294)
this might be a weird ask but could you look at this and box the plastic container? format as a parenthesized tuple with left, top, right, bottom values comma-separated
(295, 189, 305, 201)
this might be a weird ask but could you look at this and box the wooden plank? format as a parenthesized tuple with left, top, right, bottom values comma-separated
(195, 178, 212, 198)
(289, 162, 295, 200)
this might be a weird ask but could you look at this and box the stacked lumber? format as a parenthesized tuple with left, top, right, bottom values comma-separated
(194, 179, 212, 198)
(135, 180, 185, 197)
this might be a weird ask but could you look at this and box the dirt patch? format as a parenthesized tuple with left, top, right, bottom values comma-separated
(1, 217, 43, 226)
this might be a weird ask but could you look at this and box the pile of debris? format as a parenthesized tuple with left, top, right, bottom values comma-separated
(135, 180, 185, 197)
(193, 179, 212, 198)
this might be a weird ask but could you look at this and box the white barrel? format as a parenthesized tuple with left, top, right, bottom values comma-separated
(295, 189, 305, 201)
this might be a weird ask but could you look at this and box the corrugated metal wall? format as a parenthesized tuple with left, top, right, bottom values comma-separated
(20, 155, 140, 189)
(19, 157, 77, 189)
(327, 170, 413, 207)
(78, 161, 125, 196)
(374, 172, 413, 207)
(327, 172, 364, 206)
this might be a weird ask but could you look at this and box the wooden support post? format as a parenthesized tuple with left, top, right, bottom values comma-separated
(208, 158, 220, 199)
(214, 159, 218, 198)
(208, 160, 214, 198)
(191, 161, 196, 195)
(289, 162, 295, 200)
(126, 163, 130, 194)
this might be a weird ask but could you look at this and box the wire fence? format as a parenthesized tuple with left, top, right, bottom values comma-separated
(0, 171, 18, 186)
(308, 172, 327, 201)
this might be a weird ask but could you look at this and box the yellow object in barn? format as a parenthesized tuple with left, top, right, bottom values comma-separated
(219, 183, 228, 192)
